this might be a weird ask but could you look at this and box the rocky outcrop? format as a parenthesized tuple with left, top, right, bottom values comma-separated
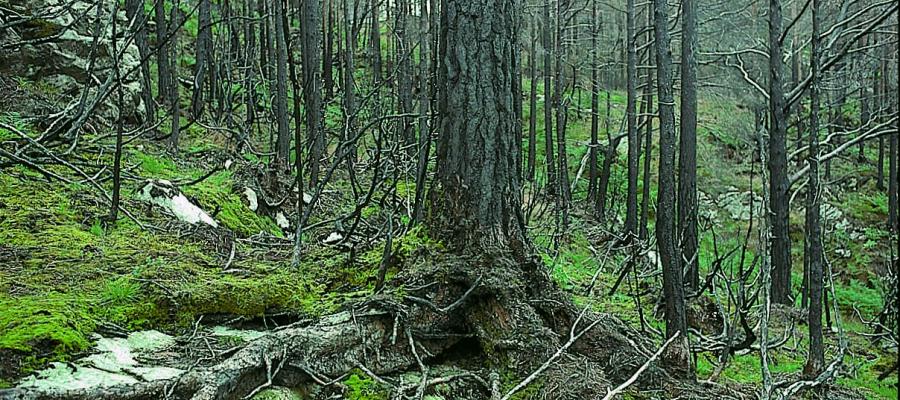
(0, 0, 145, 119)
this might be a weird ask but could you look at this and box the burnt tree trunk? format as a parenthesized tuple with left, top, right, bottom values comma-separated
(678, 0, 699, 290)
(542, 0, 556, 194)
(768, 0, 793, 305)
(803, 0, 824, 377)
(624, 0, 639, 239)
(588, 1, 599, 204)
(273, 0, 292, 170)
(527, 17, 538, 182)
(653, 0, 692, 375)
(301, 0, 325, 188)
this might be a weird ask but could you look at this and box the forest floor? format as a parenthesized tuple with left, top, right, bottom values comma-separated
(0, 76, 897, 399)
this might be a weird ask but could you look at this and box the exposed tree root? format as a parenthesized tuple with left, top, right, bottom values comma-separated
(1, 252, 678, 400)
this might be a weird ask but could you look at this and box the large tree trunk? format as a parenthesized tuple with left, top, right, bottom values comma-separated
(430, 0, 525, 252)
(678, 0, 699, 290)
(653, 0, 692, 375)
(768, 0, 793, 305)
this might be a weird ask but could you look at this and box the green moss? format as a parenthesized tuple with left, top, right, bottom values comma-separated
(183, 171, 283, 237)
(343, 371, 389, 400)
(0, 294, 93, 355)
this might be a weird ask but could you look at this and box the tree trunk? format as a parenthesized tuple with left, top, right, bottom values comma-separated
(273, 0, 292, 171)
(803, 0, 824, 377)
(768, 0, 793, 305)
(542, 0, 556, 194)
(527, 18, 538, 182)
(301, 0, 325, 188)
(597, 91, 618, 222)
(430, 0, 525, 252)
(639, 6, 654, 241)
(624, 0, 639, 240)
(323, 0, 335, 99)
(191, 0, 213, 118)
(412, 0, 431, 225)
(369, 0, 382, 83)
(588, 1, 599, 204)
(653, 0, 692, 375)
(167, 2, 181, 149)
(678, 0, 699, 290)
(554, 0, 570, 227)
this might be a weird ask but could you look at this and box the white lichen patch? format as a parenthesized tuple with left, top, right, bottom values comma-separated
(136, 180, 218, 227)
(17, 330, 182, 391)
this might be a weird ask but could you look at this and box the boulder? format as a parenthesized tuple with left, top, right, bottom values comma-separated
(0, 0, 146, 119)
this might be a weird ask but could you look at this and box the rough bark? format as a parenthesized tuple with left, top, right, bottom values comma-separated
(768, 0, 793, 305)
(653, 0, 692, 375)
(430, 0, 526, 252)
(678, 0, 699, 290)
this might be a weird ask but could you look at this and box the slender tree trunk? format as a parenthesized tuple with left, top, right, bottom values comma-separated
(768, 0, 793, 305)
(273, 0, 292, 171)
(624, 0, 639, 240)
(301, 0, 325, 188)
(554, 0, 570, 227)
(803, 0, 824, 377)
(678, 0, 698, 289)
(588, 1, 599, 203)
(396, 0, 415, 156)
(597, 91, 618, 222)
(527, 19, 538, 182)
(191, 0, 213, 118)
(639, 7, 653, 241)
(412, 0, 431, 225)
(653, 0, 691, 375)
(370, 0, 383, 82)
(859, 65, 869, 162)
(168, 1, 181, 149)
(323, 0, 335, 99)
(542, 0, 556, 194)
